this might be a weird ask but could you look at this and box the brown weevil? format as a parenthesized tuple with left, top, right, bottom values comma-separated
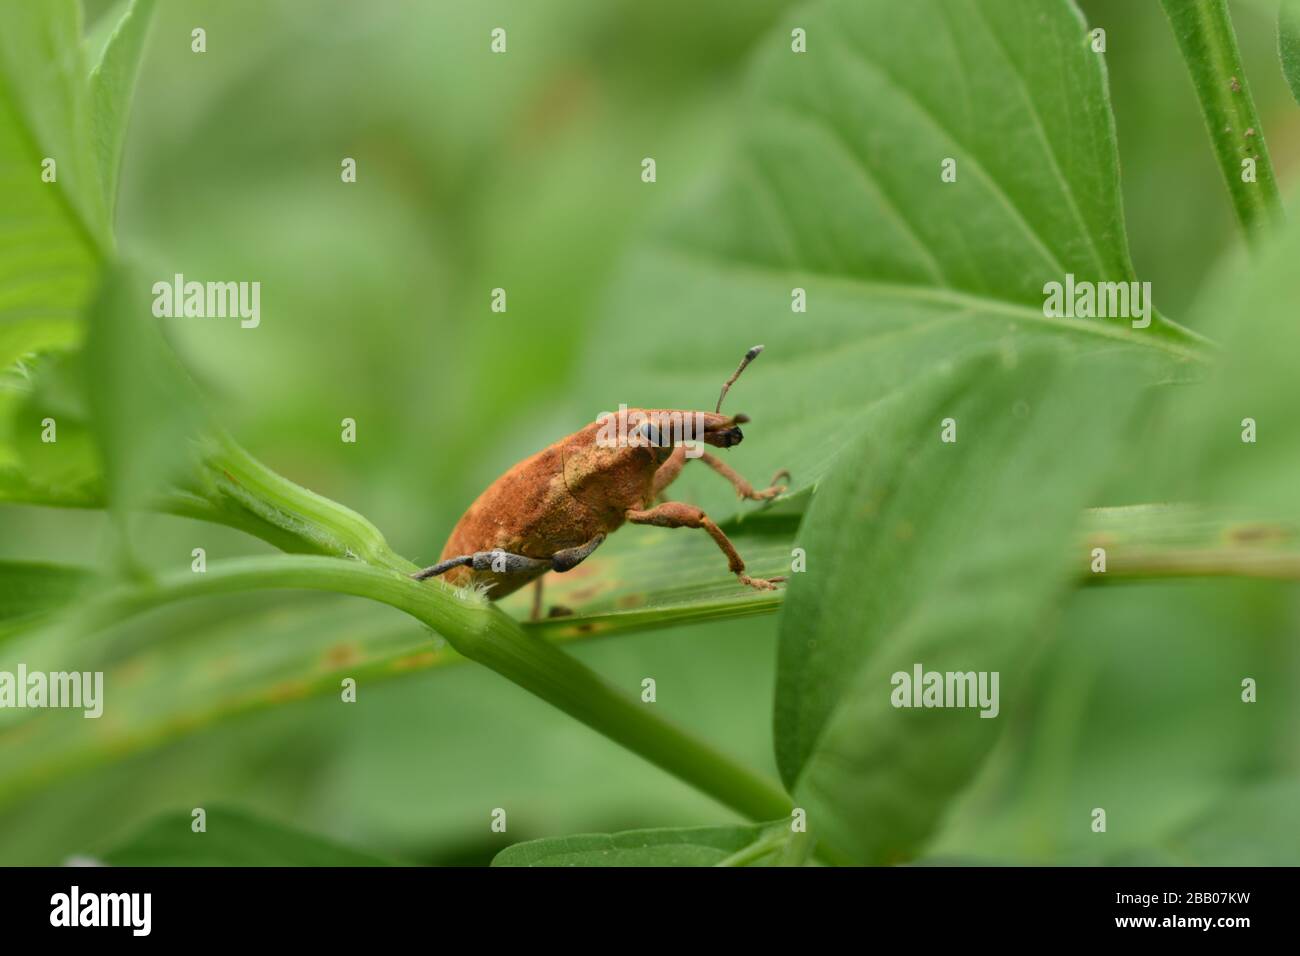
(412, 346, 789, 618)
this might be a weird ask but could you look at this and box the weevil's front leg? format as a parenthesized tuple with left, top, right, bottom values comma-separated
(625, 502, 784, 591)
(411, 533, 606, 583)
(653, 447, 788, 502)
(700, 454, 789, 501)
(651, 445, 689, 498)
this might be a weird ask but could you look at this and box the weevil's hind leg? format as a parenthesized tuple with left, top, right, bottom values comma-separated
(412, 534, 605, 585)
(410, 554, 474, 581)
(410, 549, 550, 581)
(530, 577, 544, 622)
(625, 502, 784, 591)
(531, 573, 575, 621)
(701, 453, 789, 502)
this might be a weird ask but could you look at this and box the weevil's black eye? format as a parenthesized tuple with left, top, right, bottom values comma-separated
(720, 426, 743, 447)
(635, 422, 663, 447)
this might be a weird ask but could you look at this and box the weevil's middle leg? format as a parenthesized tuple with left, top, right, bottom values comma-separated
(530, 577, 543, 621)
(529, 575, 575, 621)
(550, 533, 606, 572)
(625, 502, 784, 591)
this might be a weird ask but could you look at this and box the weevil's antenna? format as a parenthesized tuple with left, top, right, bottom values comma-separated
(715, 345, 764, 414)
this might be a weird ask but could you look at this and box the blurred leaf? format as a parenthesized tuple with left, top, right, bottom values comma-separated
(0, 591, 450, 808)
(773, 350, 1144, 864)
(0, 0, 155, 507)
(0, 560, 94, 634)
(1109, 779, 1300, 865)
(0, 609, 785, 865)
(99, 805, 394, 866)
(1080, 502, 1300, 580)
(926, 577, 1295, 863)
(0, 0, 157, 516)
(493, 820, 788, 866)
(584, 0, 1206, 527)
(88, 0, 156, 213)
(1162, 206, 1300, 518)
(82, 0, 131, 68)
(0, 353, 104, 507)
(1281, 0, 1300, 105)
(0, 0, 105, 370)
(84, 262, 208, 521)
(334, 613, 785, 863)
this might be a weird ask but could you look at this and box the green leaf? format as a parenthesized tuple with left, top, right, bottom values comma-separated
(773, 349, 1145, 864)
(1280, 0, 1300, 105)
(5, 499, 1293, 806)
(493, 821, 790, 867)
(513, 506, 804, 639)
(0, 554, 793, 826)
(84, 261, 209, 522)
(0, 594, 453, 807)
(581, 0, 1206, 528)
(1163, 206, 1300, 518)
(87, 0, 157, 216)
(924, 576, 1293, 864)
(0, 0, 155, 509)
(523, 497, 1300, 638)
(98, 806, 395, 866)
(0, 0, 106, 370)
(1109, 779, 1300, 866)
(0, 560, 93, 634)
(0, 352, 104, 507)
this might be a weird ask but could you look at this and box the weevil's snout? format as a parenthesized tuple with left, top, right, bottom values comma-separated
(704, 413, 748, 448)
(712, 426, 743, 448)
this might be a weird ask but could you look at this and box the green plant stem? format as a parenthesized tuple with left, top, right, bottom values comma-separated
(196, 431, 413, 572)
(713, 828, 788, 867)
(1081, 548, 1300, 581)
(1160, 0, 1284, 243)
(62, 555, 793, 825)
(779, 828, 816, 867)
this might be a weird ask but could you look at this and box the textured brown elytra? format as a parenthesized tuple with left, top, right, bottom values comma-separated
(412, 346, 788, 617)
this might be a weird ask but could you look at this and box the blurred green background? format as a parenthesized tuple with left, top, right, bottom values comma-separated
(0, 0, 1297, 865)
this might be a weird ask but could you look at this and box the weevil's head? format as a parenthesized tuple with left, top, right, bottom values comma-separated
(596, 345, 764, 466)
(621, 408, 754, 460)
(621, 410, 747, 464)
(638, 344, 765, 453)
